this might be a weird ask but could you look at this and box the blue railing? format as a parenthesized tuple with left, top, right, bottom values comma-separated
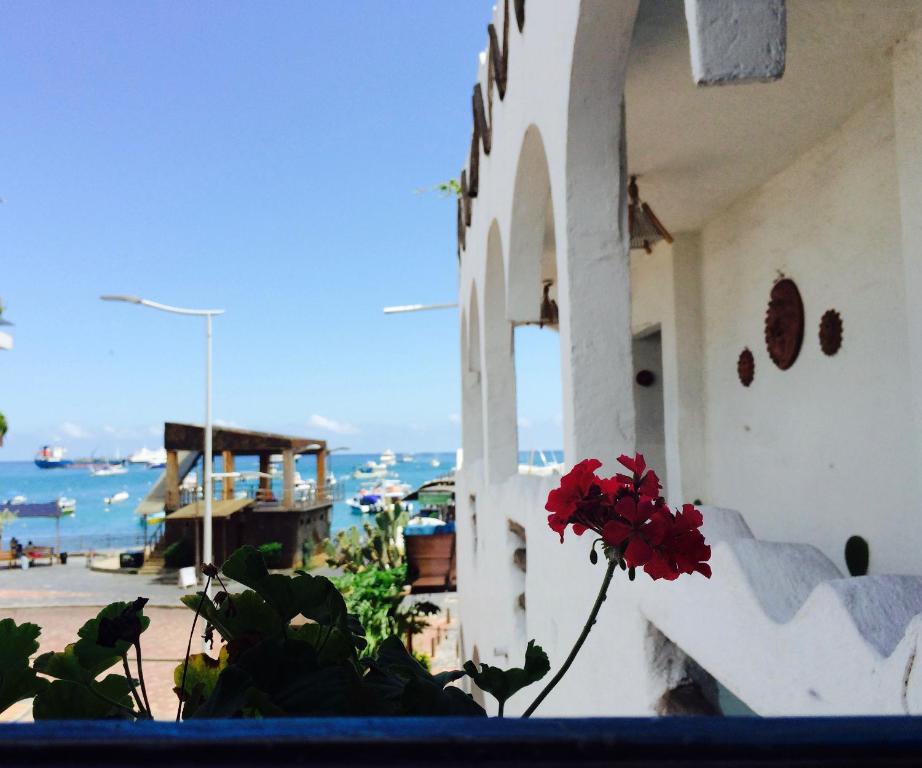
(0, 717, 921, 766)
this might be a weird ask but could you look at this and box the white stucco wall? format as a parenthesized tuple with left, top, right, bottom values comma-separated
(456, 0, 922, 717)
(697, 91, 916, 575)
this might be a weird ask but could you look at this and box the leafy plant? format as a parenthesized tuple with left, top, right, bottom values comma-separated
(333, 564, 439, 656)
(0, 544, 551, 720)
(0, 619, 48, 714)
(164, 538, 195, 568)
(257, 541, 283, 569)
(464, 640, 550, 717)
(324, 506, 407, 574)
(0, 411, 7, 440)
(31, 598, 153, 719)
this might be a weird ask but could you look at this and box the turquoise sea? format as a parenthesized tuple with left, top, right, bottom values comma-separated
(0, 452, 459, 552)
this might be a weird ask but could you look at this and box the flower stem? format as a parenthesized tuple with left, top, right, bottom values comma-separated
(133, 640, 153, 717)
(177, 576, 212, 721)
(522, 558, 617, 718)
(121, 653, 147, 718)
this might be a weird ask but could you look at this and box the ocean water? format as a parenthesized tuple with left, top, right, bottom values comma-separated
(0, 452, 459, 552)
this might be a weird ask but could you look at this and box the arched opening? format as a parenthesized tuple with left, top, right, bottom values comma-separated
(462, 285, 484, 466)
(508, 126, 564, 471)
(482, 221, 518, 480)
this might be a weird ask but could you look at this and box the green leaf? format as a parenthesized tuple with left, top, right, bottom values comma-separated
(367, 636, 484, 717)
(221, 545, 269, 589)
(289, 623, 355, 666)
(463, 640, 550, 710)
(174, 648, 228, 719)
(78, 601, 151, 657)
(32, 675, 134, 720)
(0, 618, 48, 714)
(181, 589, 285, 648)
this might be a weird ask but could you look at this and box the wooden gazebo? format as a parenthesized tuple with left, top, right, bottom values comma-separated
(160, 423, 333, 568)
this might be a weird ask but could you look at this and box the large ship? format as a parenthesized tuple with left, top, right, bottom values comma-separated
(34, 445, 73, 469)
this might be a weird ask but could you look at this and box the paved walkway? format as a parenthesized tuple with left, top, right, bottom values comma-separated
(0, 555, 198, 608)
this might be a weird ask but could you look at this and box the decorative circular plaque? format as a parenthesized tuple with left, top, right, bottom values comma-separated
(737, 348, 755, 387)
(819, 309, 843, 356)
(764, 278, 804, 370)
(635, 369, 656, 387)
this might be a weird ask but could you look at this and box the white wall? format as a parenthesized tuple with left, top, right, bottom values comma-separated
(698, 91, 916, 575)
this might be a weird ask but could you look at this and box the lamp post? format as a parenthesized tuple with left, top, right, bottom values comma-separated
(101, 295, 224, 592)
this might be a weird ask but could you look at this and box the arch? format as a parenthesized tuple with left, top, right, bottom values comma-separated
(482, 220, 518, 480)
(554, 1, 640, 465)
(508, 125, 557, 324)
(462, 283, 484, 466)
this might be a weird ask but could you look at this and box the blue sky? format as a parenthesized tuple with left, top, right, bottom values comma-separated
(0, 1, 562, 460)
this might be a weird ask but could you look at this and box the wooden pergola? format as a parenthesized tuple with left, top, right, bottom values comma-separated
(163, 422, 327, 511)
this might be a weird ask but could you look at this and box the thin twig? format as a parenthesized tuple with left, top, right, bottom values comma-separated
(177, 576, 213, 722)
(121, 653, 147, 717)
(522, 558, 618, 718)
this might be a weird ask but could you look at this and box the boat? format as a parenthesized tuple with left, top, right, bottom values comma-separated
(34, 445, 73, 469)
(10, 494, 26, 505)
(429, 457, 441, 468)
(346, 493, 384, 514)
(104, 491, 129, 505)
(518, 449, 564, 476)
(90, 462, 128, 477)
(128, 446, 167, 465)
(401, 454, 413, 463)
(379, 449, 397, 466)
(353, 461, 388, 480)
(57, 497, 76, 515)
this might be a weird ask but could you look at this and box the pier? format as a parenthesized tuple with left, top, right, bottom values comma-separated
(156, 423, 337, 568)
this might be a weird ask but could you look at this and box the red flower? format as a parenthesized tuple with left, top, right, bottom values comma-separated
(640, 504, 712, 581)
(546, 454, 711, 581)
(546, 458, 603, 542)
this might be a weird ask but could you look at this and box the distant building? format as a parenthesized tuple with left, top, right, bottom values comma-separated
(455, 0, 922, 716)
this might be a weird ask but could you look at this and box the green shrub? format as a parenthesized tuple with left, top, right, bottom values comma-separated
(163, 538, 194, 568)
(333, 564, 439, 657)
(257, 541, 283, 568)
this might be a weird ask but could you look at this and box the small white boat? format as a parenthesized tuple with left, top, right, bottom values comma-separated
(104, 490, 130, 505)
(10, 494, 26, 504)
(519, 450, 564, 476)
(401, 454, 413, 463)
(57, 497, 76, 515)
(379, 449, 397, 466)
(128, 446, 167, 465)
(353, 461, 388, 480)
(429, 457, 441, 468)
(91, 464, 128, 476)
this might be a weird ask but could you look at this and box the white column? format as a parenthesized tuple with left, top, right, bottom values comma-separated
(661, 234, 706, 503)
(892, 30, 922, 497)
(559, 102, 634, 467)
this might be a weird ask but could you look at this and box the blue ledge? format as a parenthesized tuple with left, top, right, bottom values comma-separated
(1, 717, 922, 766)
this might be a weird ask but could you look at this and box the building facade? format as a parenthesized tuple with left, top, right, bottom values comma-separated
(456, 0, 922, 716)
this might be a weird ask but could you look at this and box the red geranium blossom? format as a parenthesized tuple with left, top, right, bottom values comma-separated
(546, 453, 710, 581)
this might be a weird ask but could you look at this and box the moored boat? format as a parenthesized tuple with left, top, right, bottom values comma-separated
(34, 445, 73, 469)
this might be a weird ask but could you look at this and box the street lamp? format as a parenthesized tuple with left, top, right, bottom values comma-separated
(101, 294, 224, 591)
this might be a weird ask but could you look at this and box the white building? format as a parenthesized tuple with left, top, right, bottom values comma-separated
(456, 0, 922, 716)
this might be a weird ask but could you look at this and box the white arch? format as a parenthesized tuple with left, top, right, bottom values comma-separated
(462, 283, 484, 466)
(508, 125, 556, 324)
(482, 220, 518, 480)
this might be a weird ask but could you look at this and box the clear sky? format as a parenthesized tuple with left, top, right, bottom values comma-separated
(0, 1, 563, 461)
